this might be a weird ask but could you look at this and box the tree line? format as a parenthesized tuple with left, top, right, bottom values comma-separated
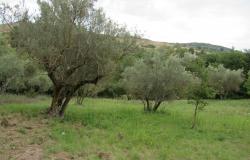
(0, 0, 250, 122)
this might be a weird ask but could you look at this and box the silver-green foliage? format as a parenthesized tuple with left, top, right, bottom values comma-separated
(122, 53, 195, 112)
(0, 33, 51, 94)
(207, 65, 244, 98)
(1, 0, 137, 116)
(244, 71, 250, 95)
(0, 50, 23, 93)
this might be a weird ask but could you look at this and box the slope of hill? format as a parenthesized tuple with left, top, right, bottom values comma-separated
(0, 24, 232, 52)
(0, 24, 12, 33)
(176, 42, 232, 52)
(138, 38, 232, 52)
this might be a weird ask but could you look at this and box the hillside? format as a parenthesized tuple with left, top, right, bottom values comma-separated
(177, 42, 232, 52)
(0, 24, 232, 52)
(139, 38, 232, 52)
(0, 24, 12, 33)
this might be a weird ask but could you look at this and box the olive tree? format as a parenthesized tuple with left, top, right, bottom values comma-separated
(122, 53, 195, 112)
(207, 65, 244, 99)
(244, 71, 250, 96)
(188, 78, 216, 129)
(188, 83, 207, 129)
(1, 0, 137, 117)
(0, 33, 24, 93)
(181, 53, 215, 128)
(76, 83, 104, 105)
(185, 56, 243, 128)
(189, 64, 243, 128)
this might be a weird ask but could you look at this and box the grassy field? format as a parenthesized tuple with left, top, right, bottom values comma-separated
(0, 95, 250, 160)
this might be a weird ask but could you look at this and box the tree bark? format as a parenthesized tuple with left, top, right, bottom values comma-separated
(47, 86, 63, 116)
(153, 101, 162, 112)
(46, 76, 103, 117)
(145, 98, 152, 112)
(47, 97, 65, 117)
(59, 95, 72, 117)
(47, 86, 74, 117)
(191, 103, 198, 129)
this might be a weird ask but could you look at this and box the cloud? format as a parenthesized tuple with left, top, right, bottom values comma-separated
(97, 0, 250, 49)
(1, 0, 250, 49)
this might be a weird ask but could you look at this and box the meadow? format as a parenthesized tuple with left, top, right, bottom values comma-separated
(0, 95, 250, 160)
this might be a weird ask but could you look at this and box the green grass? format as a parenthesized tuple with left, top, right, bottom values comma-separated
(0, 97, 250, 160)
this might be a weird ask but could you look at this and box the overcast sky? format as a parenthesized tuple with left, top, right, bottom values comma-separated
(1, 0, 250, 49)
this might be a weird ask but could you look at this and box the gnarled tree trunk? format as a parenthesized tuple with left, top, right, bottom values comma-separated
(46, 76, 103, 117)
(47, 86, 76, 117)
(143, 98, 163, 112)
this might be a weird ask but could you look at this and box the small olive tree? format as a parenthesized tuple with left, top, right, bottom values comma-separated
(207, 65, 244, 99)
(1, 0, 138, 117)
(188, 80, 215, 129)
(122, 53, 195, 112)
(188, 63, 243, 128)
(181, 52, 216, 129)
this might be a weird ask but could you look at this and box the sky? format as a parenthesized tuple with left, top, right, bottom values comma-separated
(1, 0, 250, 50)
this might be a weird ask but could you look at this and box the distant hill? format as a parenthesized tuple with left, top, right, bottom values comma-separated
(0, 24, 232, 52)
(0, 24, 12, 33)
(174, 42, 232, 52)
(138, 38, 232, 52)
(138, 38, 172, 48)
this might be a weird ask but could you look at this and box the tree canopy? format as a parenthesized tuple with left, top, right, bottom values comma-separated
(122, 52, 195, 112)
(244, 71, 250, 96)
(2, 0, 138, 116)
(207, 65, 244, 99)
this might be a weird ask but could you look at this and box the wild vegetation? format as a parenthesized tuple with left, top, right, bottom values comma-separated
(122, 53, 195, 112)
(0, 96, 250, 159)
